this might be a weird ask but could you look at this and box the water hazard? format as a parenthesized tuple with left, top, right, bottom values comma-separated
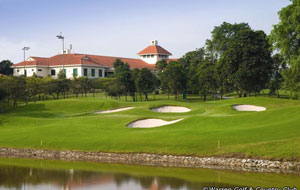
(0, 158, 299, 190)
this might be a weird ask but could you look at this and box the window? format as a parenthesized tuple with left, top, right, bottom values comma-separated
(151, 54, 154, 58)
(64, 69, 66, 74)
(32, 69, 34, 71)
(51, 70, 56, 76)
(143, 55, 147, 58)
(73, 68, 78, 77)
(84, 68, 88, 77)
(17, 70, 19, 72)
(91, 69, 95, 77)
(147, 55, 150, 58)
(98, 69, 103, 77)
(38, 69, 42, 72)
(105, 72, 114, 77)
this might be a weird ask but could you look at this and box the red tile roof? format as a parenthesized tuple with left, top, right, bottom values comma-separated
(137, 45, 172, 55)
(12, 54, 156, 70)
(166, 58, 179, 62)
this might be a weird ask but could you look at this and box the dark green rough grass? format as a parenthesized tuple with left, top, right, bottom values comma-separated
(0, 95, 300, 159)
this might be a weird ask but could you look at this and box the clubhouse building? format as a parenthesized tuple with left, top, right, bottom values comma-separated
(11, 40, 175, 78)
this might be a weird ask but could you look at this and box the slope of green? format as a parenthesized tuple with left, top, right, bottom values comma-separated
(0, 95, 300, 159)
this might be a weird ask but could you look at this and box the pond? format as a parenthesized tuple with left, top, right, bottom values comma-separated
(0, 158, 299, 190)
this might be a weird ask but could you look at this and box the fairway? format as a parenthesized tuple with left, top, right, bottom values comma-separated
(0, 95, 300, 160)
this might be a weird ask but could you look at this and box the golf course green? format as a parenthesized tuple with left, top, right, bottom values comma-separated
(0, 94, 300, 160)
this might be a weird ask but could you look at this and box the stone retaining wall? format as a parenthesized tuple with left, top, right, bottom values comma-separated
(1, 147, 300, 173)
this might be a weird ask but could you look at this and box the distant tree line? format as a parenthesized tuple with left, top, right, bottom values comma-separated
(0, 71, 103, 110)
(0, 62, 159, 111)
(106, 59, 158, 101)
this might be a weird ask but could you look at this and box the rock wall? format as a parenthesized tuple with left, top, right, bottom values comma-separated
(0, 147, 300, 173)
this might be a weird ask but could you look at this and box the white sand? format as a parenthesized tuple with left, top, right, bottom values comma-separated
(233, 105, 266, 112)
(151, 106, 191, 113)
(128, 118, 183, 128)
(216, 95, 234, 100)
(223, 96, 233, 100)
(95, 107, 135, 114)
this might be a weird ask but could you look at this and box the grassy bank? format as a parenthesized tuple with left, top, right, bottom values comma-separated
(0, 94, 300, 159)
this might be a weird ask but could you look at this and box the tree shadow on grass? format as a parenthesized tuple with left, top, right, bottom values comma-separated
(5, 104, 61, 118)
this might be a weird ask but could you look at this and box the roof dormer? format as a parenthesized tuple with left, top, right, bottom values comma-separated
(138, 41, 172, 64)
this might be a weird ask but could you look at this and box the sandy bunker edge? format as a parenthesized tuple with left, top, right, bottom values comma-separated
(128, 118, 184, 128)
(233, 104, 266, 112)
(95, 107, 135, 114)
(151, 106, 191, 113)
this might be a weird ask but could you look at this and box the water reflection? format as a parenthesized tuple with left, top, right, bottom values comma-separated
(0, 159, 299, 190)
(0, 165, 231, 190)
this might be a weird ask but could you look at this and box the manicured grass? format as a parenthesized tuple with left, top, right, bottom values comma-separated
(0, 94, 300, 159)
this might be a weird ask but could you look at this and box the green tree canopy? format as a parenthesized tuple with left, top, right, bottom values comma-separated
(197, 59, 217, 101)
(219, 29, 273, 96)
(0, 60, 13, 76)
(206, 22, 251, 58)
(113, 59, 136, 101)
(26, 76, 42, 103)
(270, 0, 300, 63)
(179, 48, 206, 93)
(162, 61, 187, 99)
(136, 68, 156, 101)
(271, 0, 300, 98)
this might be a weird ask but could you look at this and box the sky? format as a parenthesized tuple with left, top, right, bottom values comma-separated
(0, 0, 291, 63)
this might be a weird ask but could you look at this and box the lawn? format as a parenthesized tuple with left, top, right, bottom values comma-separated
(0, 94, 300, 160)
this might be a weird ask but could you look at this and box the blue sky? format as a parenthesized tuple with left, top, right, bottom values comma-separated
(0, 0, 290, 63)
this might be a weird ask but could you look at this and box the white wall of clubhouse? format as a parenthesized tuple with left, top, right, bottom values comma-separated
(140, 55, 169, 64)
(13, 66, 106, 79)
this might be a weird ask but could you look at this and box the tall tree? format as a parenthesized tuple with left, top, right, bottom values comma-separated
(42, 76, 58, 100)
(0, 76, 8, 110)
(270, 0, 300, 63)
(162, 61, 187, 100)
(197, 59, 217, 101)
(131, 68, 141, 101)
(206, 22, 251, 58)
(180, 48, 206, 93)
(113, 59, 136, 101)
(155, 60, 168, 71)
(270, 0, 300, 98)
(269, 54, 286, 97)
(0, 60, 13, 76)
(26, 75, 42, 103)
(219, 29, 273, 96)
(90, 78, 101, 97)
(136, 68, 156, 101)
(78, 77, 91, 97)
(71, 77, 81, 97)
(282, 56, 300, 99)
(6, 76, 26, 107)
(105, 78, 125, 99)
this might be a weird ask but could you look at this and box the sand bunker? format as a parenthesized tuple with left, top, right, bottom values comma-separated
(128, 118, 183, 128)
(151, 106, 191, 113)
(233, 105, 266, 112)
(95, 107, 135, 114)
